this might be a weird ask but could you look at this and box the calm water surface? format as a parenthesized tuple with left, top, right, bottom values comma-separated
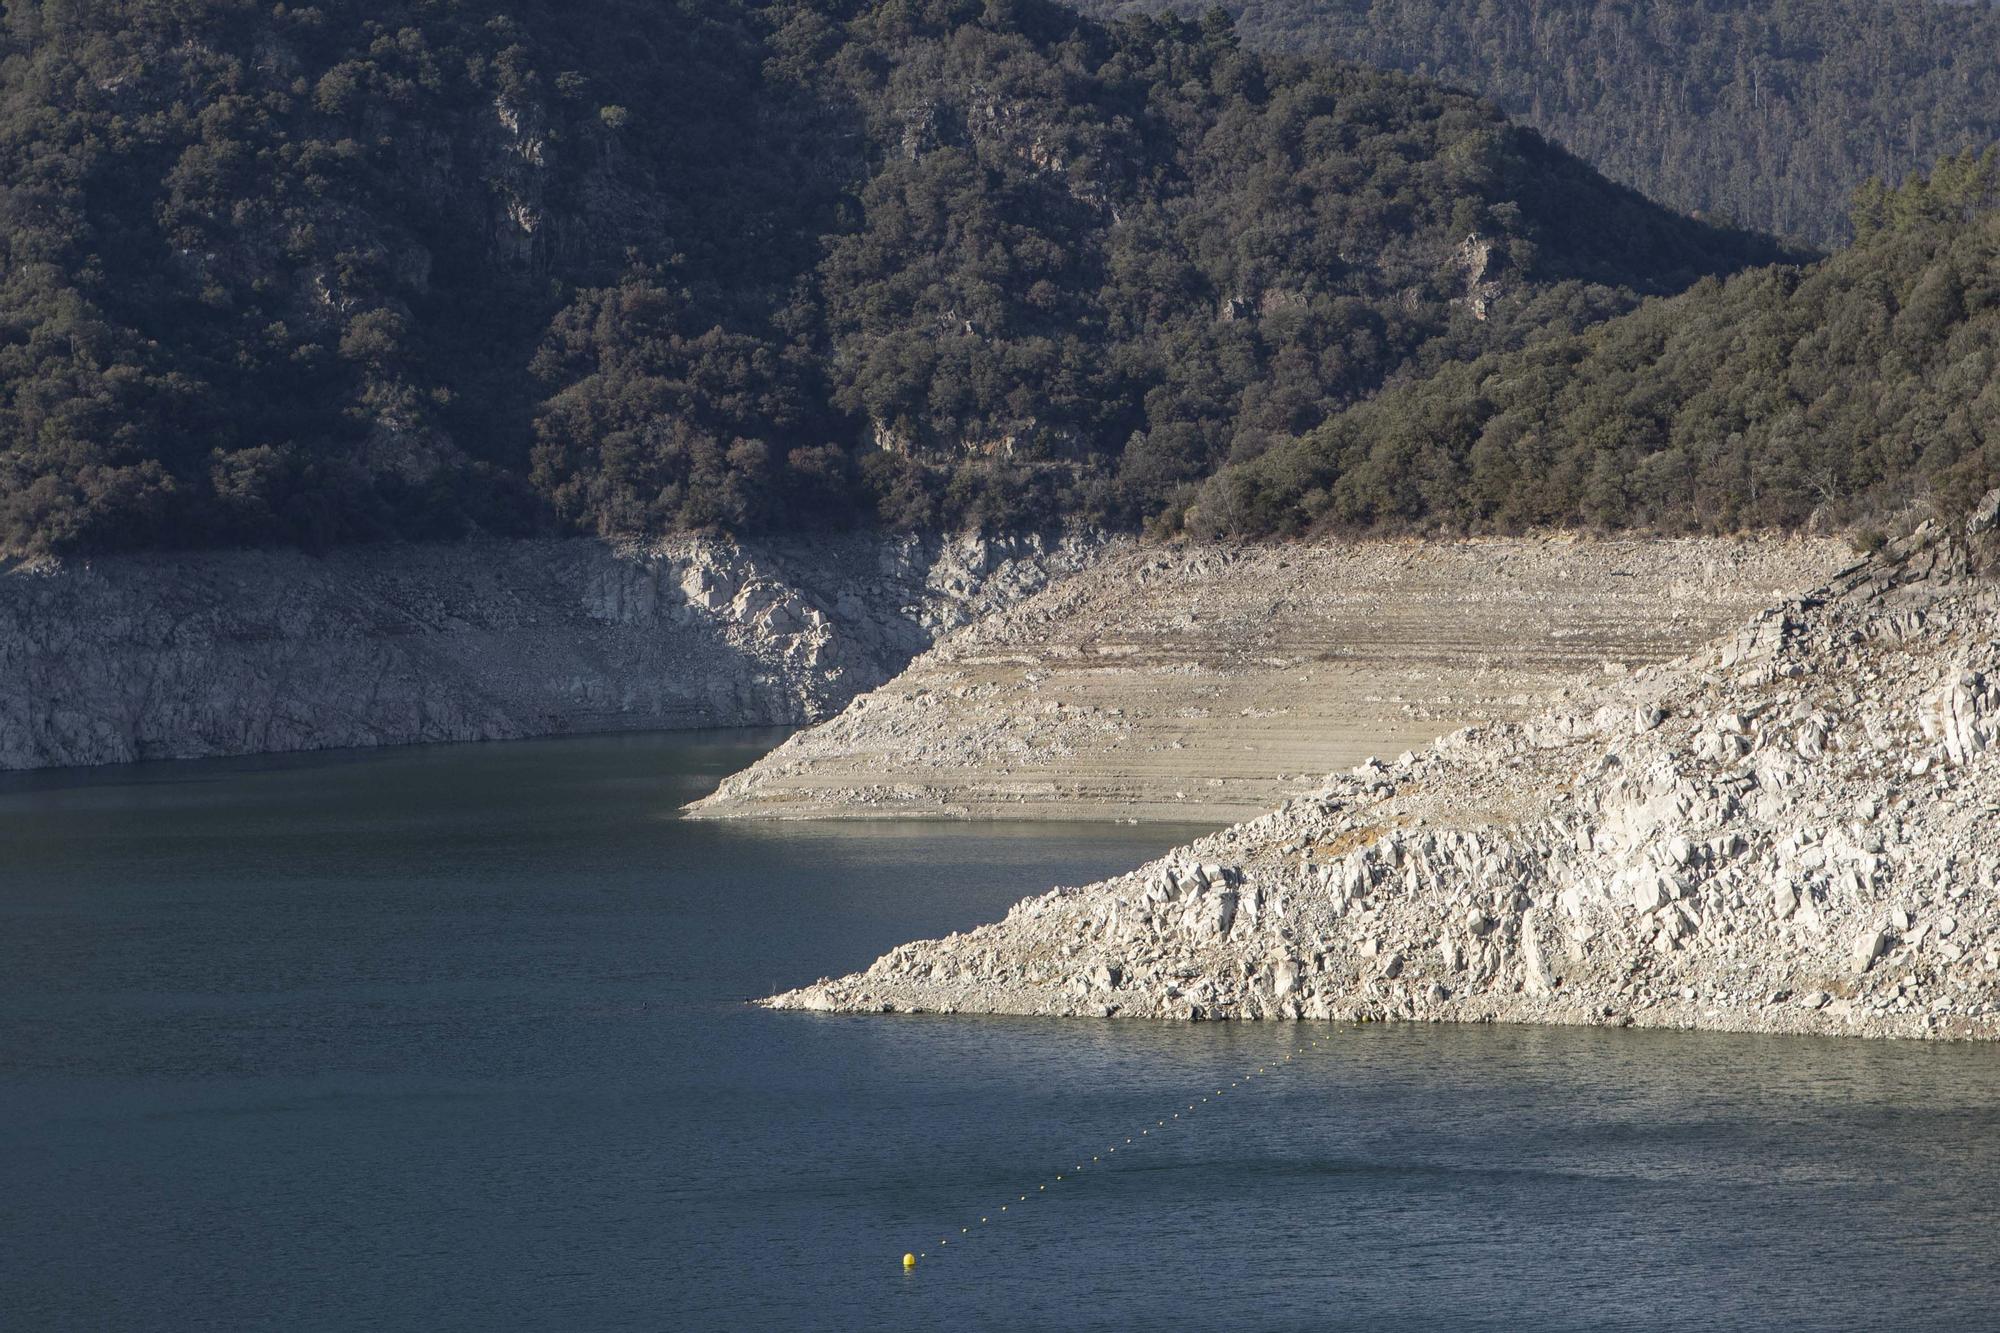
(3, 732, 1998, 1331)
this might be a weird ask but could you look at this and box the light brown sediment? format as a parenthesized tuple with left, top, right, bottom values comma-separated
(692, 535, 1850, 824)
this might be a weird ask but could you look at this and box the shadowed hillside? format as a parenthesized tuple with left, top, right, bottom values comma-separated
(1077, 0, 2000, 246)
(0, 0, 1787, 556)
(1193, 149, 2000, 537)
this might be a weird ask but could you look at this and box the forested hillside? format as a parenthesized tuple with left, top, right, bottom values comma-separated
(1190, 149, 2000, 537)
(0, 0, 1783, 556)
(1076, 0, 2000, 246)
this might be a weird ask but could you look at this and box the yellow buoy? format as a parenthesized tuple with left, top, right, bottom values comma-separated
(903, 1253, 917, 1269)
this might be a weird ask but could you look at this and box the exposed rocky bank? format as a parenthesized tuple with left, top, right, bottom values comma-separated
(0, 533, 1095, 771)
(692, 537, 1848, 823)
(769, 497, 2000, 1040)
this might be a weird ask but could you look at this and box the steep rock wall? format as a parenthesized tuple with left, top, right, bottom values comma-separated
(0, 533, 1098, 771)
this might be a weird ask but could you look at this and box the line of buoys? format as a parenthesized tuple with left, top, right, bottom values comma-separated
(902, 1031, 1337, 1268)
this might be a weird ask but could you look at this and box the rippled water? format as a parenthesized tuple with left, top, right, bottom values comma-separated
(3, 733, 1997, 1331)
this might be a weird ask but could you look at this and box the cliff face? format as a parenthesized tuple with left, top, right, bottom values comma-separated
(768, 497, 2000, 1040)
(0, 533, 1096, 771)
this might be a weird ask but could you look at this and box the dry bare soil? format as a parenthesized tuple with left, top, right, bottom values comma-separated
(691, 537, 1849, 824)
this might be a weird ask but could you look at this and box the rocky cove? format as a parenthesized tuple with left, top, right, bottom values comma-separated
(5, 506, 1996, 1045)
(769, 497, 2000, 1041)
(0, 532, 1096, 771)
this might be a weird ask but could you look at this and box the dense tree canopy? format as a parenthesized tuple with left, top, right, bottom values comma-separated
(0, 0, 1784, 555)
(1189, 150, 2000, 538)
(1076, 0, 2000, 247)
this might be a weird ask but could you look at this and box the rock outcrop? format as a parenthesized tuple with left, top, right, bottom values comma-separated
(0, 532, 1096, 770)
(692, 536, 1848, 823)
(768, 497, 2000, 1040)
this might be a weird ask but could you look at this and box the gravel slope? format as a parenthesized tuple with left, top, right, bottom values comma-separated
(692, 537, 1848, 823)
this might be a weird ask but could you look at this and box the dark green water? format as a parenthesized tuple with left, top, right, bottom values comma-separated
(2, 732, 1998, 1331)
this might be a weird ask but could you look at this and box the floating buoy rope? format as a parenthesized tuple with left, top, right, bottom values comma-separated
(901, 1031, 1335, 1268)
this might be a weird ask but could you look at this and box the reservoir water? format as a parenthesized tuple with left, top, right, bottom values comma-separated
(3, 732, 1998, 1331)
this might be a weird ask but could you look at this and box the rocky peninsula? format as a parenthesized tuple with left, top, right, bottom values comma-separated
(769, 496, 2000, 1040)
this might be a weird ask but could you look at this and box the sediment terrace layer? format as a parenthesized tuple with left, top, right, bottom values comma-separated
(690, 538, 1848, 823)
(0, 532, 1094, 770)
(769, 498, 2000, 1040)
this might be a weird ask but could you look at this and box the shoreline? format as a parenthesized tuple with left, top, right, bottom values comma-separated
(0, 531, 1096, 772)
(762, 993, 2000, 1043)
(766, 499, 2000, 1042)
